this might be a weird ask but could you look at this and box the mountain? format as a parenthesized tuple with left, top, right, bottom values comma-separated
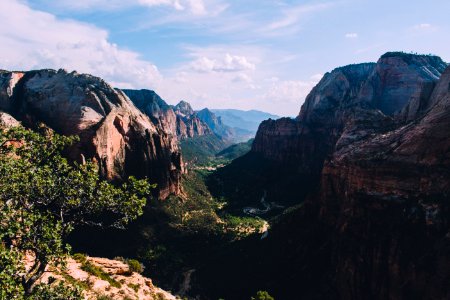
(122, 90, 212, 140)
(211, 109, 279, 134)
(0, 69, 184, 199)
(216, 138, 253, 161)
(123, 90, 229, 165)
(197, 52, 450, 299)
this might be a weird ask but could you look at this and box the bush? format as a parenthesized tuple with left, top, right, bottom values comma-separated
(30, 281, 83, 300)
(251, 290, 274, 300)
(72, 253, 87, 263)
(81, 261, 121, 288)
(127, 259, 144, 274)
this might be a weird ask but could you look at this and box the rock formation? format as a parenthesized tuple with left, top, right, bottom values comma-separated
(31, 255, 177, 300)
(123, 90, 212, 140)
(196, 108, 235, 142)
(0, 69, 183, 199)
(317, 64, 450, 299)
(244, 52, 450, 299)
(253, 53, 447, 176)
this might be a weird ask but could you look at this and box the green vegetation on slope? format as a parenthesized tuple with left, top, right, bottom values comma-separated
(179, 134, 227, 165)
(216, 138, 254, 161)
(0, 126, 152, 298)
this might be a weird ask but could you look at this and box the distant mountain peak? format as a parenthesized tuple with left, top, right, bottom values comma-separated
(174, 100, 194, 116)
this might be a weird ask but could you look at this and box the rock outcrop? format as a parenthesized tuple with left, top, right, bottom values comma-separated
(317, 65, 450, 299)
(197, 108, 235, 142)
(123, 90, 212, 140)
(0, 69, 183, 199)
(0, 111, 20, 129)
(253, 53, 446, 176)
(245, 52, 450, 299)
(32, 256, 177, 300)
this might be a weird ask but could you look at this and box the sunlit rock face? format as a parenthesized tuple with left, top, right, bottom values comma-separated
(123, 89, 212, 140)
(249, 53, 450, 299)
(0, 69, 183, 199)
(253, 53, 446, 174)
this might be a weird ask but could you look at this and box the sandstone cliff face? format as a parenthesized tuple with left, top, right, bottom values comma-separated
(317, 65, 450, 300)
(359, 52, 447, 121)
(0, 70, 183, 199)
(174, 101, 212, 139)
(248, 53, 450, 299)
(123, 90, 212, 140)
(253, 53, 446, 173)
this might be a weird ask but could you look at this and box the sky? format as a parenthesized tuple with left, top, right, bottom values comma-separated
(1, 0, 449, 116)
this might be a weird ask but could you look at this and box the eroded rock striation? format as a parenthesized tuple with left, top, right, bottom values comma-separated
(247, 52, 450, 299)
(253, 53, 447, 176)
(0, 69, 183, 199)
(123, 90, 212, 140)
(318, 64, 450, 299)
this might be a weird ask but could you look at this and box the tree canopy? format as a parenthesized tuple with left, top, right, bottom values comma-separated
(0, 126, 153, 298)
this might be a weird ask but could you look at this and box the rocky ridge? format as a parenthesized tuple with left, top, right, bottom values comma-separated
(246, 52, 450, 299)
(31, 256, 177, 300)
(0, 69, 183, 199)
(123, 90, 213, 141)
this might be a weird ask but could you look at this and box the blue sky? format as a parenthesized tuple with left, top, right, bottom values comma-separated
(1, 0, 449, 115)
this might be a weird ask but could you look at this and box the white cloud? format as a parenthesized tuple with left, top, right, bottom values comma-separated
(232, 73, 253, 83)
(413, 23, 438, 32)
(41, 0, 211, 15)
(266, 2, 333, 31)
(263, 79, 318, 107)
(345, 32, 358, 39)
(190, 53, 256, 73)
(0, 0, 161, 89)
(138, 0, 206, 14)
(414, 23, 431, 29)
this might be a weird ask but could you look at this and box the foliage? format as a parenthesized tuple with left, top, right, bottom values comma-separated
(72, 253, 87, 263)
(80, 261, 121, 288)
(127, 259, 144, 274)
(251, 290, 275, 300)
(216, 139, 253, 161)
(0, 126, 152, 296)
(29, 281, 83, 300)
(179, 134, 227, 166)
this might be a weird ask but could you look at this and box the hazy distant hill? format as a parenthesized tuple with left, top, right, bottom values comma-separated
(211, 109, 279, 134)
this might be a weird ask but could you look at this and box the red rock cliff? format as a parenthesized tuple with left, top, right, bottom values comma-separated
(0, 69, 183, 199)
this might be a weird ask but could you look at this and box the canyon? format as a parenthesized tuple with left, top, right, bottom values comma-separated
(1, 51, 449, 299)
(197, 52, 450, 299)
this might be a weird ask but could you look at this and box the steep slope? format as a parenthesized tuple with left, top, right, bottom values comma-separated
(198, 53, 450, 299)
(33, 255, 177, 300)
(123, 90, 212, 140)
(196, 108, 238, 142)
(0, 69, 183, 199)
(253, 53, 447, 176)
(318, 65, 450, 299)
(123, 90, 226, 165)
(173, 101, 213, 139)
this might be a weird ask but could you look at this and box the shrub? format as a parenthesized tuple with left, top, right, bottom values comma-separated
(72, 253, 87, 263)
(251, 290, 274, 300)
(128, 283, 140, 292)
(127, 259, 144, 274)
(81, 261, 121, 288)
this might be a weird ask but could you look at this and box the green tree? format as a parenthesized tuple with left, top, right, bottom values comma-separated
(0, 126, 153, 297)
(251, 290, 275, 300)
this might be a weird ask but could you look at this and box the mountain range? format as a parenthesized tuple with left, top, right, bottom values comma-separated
(196, 51, 450, 299)
(1, 51, 450, 299)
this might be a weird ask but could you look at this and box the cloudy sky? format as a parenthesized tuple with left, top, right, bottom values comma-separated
(1, 0, 450, 116)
